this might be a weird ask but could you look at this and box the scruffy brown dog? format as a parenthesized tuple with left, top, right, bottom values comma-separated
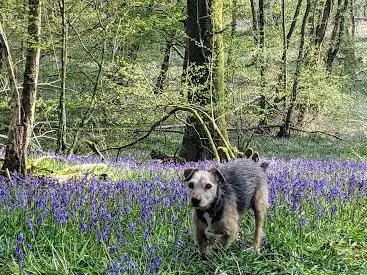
(184, 158, 269, 254)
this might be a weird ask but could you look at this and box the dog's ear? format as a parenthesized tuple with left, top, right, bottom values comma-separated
(260, 162, 269, 172)
(184, 168, 198, 181)
(252, 152, 260, 162)
(208, 168, 226, 184)
(244, 148, 253, 159)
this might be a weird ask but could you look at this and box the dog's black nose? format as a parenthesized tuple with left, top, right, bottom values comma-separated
(191, 198, 201, 206)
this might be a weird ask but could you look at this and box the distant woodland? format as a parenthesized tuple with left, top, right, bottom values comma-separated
(1, 0, 367, 171)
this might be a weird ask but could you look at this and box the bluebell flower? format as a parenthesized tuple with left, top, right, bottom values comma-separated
(16, 233, 25, 246)
(149, 256, 160, 272)
(15, 246, 24, 268)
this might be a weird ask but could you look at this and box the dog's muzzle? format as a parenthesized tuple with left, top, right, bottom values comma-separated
(191, 197, 201, 207)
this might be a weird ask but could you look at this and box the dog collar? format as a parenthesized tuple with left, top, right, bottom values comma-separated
(195, 190, 224, 225)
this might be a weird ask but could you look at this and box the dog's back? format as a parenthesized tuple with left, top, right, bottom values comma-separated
(218, 159, 268, 214)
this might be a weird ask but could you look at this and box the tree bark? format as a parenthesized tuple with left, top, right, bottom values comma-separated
(278, 0, 311, 138)
(180, 0, 228, 161)
(226, 0, 237, 80)
(349, 0, 355, 38)
(274, 0, 303, 105)
(286, 0, 304, 46)
(250, 0, 258, 44)
(0, 23, 23, 173)
(0, 35, 3, 73)
(2, 0, 41, 173)
(256, 0, 268, 132)
(57, 0, 68, 153)
(326, 0, 349, 72)
(154, 40, 172, 94)
(314, 0, 332, 51)
(308, 0, 319, 37)
(281, 0, 287, 93)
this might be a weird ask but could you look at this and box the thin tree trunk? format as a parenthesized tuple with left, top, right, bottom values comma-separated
(326, 0, 349, 72)
(286, 0, 304, 46)
(274, 0, 303, 105)
(257, 0, 267, 132)
(281, 0, 287, 93)
(349, 0, 355, 38)
(180, 47, 188, 87)
(154, 40, 172, 94)
(0, 23, 22, 172)
(343, 0, 356, 88)
(314, 0, 332, 51)
(250, 0, 258, 44)
(0, 36, 3, 73)
(2, 0, 41, 173)
(278, 0, 311, 138)
(226, 0, 237, 80)
(308, 0, 318, 37)
(57, 0, 67, 153)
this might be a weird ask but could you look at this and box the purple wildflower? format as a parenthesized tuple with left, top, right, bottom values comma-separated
(149, 256, 160, 272)
(15, 246, 24, 268)
(16, 233, 25, 246)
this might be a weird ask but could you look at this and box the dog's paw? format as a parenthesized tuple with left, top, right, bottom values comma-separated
(250, 246, 261, 253)
(243, 246, 260, 253)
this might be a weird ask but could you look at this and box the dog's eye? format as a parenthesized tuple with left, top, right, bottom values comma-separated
(188, 182, 194, 189)
(205, 184, 212, 189)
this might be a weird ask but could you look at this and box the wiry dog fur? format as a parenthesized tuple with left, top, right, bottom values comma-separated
(184, 158, 269, 254)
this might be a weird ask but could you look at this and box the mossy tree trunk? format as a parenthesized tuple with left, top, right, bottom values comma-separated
(180, 0, 228, 161)
(2, 0, 41, 173)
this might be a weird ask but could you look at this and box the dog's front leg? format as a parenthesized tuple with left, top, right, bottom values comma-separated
(218, 226, 238, 249)
(193, 212, 208, 253)
(195, 228, 208, 253)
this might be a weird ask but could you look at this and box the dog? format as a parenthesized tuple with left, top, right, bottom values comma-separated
(184, 158, 269, 254)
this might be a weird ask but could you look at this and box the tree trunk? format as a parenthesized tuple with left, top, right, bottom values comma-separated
(281, 0, 287, 93)
(180, 0, 228, 161)
(250, 0, 258, 44)
(0, 36, 3, 73)
(256, 0, 268, 133)
(57, 0, 68, 153)
(349, 0, 355, 38)
(278, 0, 311, 138)
(308, 0, 319, 37)
(212, 0, 227, 142)
(226, 0, 237, 81)
(181, 47, 188, 88)
(154, 40, 172, 94)
(343, 0, 357, 91)
(274, 0, 303, 105)
(2, 0, 41, 173)
(326, 0, 349, 72)
(0, 23, 23, 172)
(314, 0, 332, 52)
(286, 0, 304, 46)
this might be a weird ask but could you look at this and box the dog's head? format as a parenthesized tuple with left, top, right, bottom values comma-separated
(183, 168, 225, 209)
